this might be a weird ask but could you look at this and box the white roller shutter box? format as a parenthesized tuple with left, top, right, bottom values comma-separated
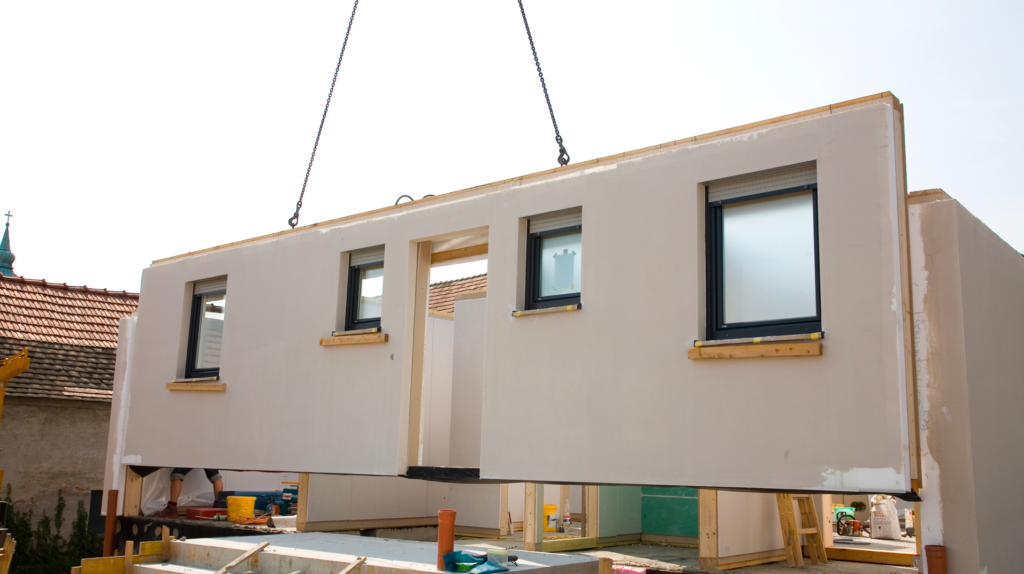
(193, 277, 227, 295)
(708, 162, 817, 203)
(528, 207, 582, 234)
(350, 245, 385, 266)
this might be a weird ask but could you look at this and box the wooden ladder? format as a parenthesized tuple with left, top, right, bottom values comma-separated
(776, 493, 827, 567)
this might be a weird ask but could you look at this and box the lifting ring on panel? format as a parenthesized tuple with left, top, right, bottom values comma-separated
(395, 194, 415, 206)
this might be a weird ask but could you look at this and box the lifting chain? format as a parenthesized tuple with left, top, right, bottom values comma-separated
(517, 0, 570, 166)
(289, 0, 360, 229)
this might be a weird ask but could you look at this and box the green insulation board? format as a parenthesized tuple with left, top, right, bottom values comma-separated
(640, 486, 698, 537)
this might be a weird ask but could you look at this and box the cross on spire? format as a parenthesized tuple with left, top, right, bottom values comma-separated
(4, 211, 10, 226)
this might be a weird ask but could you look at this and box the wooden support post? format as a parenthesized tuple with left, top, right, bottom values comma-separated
(122, 468, 143, 518)
(123, 540, 134, 574)
(585, 485, 600, 538)
(499, 484, 510, 536)
(212, 541, 270, 574)
(104, 490, 118, 557)
(407, 241, 432, 467)
(698, 489, 718, 571)
(524, 483, 544, 551)
(296, 473, 309, 532)
(598, 557, 613, 574)
(161, 526, 171, 561)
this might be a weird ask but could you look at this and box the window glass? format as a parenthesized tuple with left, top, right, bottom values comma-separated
(538, 229, 582, 297)
(194, 292, 226, 370)
(357, 264, 384, 320)
(722, 190, 816, 324)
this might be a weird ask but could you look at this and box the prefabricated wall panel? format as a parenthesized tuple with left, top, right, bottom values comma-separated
(911, 197, 1024, 574)
(122, 95, 913, 493)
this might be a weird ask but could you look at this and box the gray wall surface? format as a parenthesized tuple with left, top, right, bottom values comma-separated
(0, 396, 110, 536)
(120, 98, 913, 494)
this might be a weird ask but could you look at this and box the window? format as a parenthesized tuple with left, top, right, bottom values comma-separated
(526, 207, 582, 310)
(185, 277, 227, 378)
(346, 245, 385, 331)
(706, 163, 820, 340)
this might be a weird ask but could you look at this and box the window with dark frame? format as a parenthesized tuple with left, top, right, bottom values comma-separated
(185, 277, 227, 379)
(525, 207, 582, 310)
(706, 164, 821, 340)
(345, 246, 385, 331)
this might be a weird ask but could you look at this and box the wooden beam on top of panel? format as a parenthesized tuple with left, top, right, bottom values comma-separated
(431, 243, 488, 265)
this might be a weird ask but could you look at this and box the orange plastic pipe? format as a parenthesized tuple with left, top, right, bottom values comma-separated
(437, 509, 456, 570)
(925, 545, 947, 574)
(103, 490, 118, 557)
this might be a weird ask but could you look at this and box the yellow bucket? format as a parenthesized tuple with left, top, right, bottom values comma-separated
(543, 504, 558, 532)
(226, 496, 257, 521)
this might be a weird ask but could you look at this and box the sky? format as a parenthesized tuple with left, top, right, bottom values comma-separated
(1, 0, 1021, 292)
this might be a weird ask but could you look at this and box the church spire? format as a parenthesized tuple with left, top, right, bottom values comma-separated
(1, 211, 16, 277)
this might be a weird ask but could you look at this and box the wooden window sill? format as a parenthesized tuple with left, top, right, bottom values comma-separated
(688, 342, 822, 360)
(321, 333, 388, 346)
(513, 303, 582, 317)
(167, 382, 226, 391)
(694, 332, 823, 348)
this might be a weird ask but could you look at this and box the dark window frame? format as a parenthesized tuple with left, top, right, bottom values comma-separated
(705, 184, 821, 340)
(525, 224, 582, 310)
(184, 290, 225, 379)
(345, 260, 384, 331)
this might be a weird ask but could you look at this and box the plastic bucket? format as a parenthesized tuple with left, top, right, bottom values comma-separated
(487, 548, 509, 565)
(543, 504, 558, 532)
(226, 496, 257, 521)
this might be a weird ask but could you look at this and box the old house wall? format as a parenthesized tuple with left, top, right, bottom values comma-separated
(0, 396, 110, 535)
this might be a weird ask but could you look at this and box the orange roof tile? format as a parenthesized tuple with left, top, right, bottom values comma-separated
(0, 275, 138, 349)
(428, 274, 487, 315)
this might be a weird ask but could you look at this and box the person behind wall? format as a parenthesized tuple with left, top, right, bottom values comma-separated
(152, 468, 224, 517)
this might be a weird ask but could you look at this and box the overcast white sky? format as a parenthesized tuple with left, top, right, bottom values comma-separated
(1, 1, 1021, 292)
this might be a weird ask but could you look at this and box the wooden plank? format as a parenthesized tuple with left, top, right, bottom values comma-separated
(697, 489, 718, 568)
(907, 188, 951, 205)
(541, 537, 597, 553)
(330, 327, 380, 337)
(80, 556, 125, 574)
(122, 541, 133, 574)
(775, 494, 802, 567)
(122, 467, 143, 518)
(337, 557, 366, 574)
(640, 533, 699, 547)
(320, 334, 388, 346)
(598, 557, 613, 574)
(431, 243, 488, 264)
(71, 568, 81, 574)
(166, 383, 226, 392)
(428, 310, 454, 321)
(512, 304, 581, 317)
(715, 549, 788, 570)
(824, 547, 915, 566)
(524, 483, 543, 551)
(213, 541, 270, 574)
(499, 483, 510, 536)
(585, 485, 599, 538)
(407, 241, 432, 467)
(161, 525, 171, 560)
(694, 332, 823, 347)
(296, 473, 309, 532)
(688, 342, 822, 360)
(138, 541, 162, 556)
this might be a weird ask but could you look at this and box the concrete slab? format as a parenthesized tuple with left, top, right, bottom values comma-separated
(139, 532, 598, 574)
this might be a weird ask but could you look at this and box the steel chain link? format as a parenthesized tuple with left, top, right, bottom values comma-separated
(517, 0, 570, 166)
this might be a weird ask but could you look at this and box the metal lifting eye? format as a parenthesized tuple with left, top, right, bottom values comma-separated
(395, 194, 415, 206)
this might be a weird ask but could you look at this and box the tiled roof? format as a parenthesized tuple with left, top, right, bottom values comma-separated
(0, 275, 139, 349)
(428, 274, 487, 315)
(0, 337, 117, 402)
